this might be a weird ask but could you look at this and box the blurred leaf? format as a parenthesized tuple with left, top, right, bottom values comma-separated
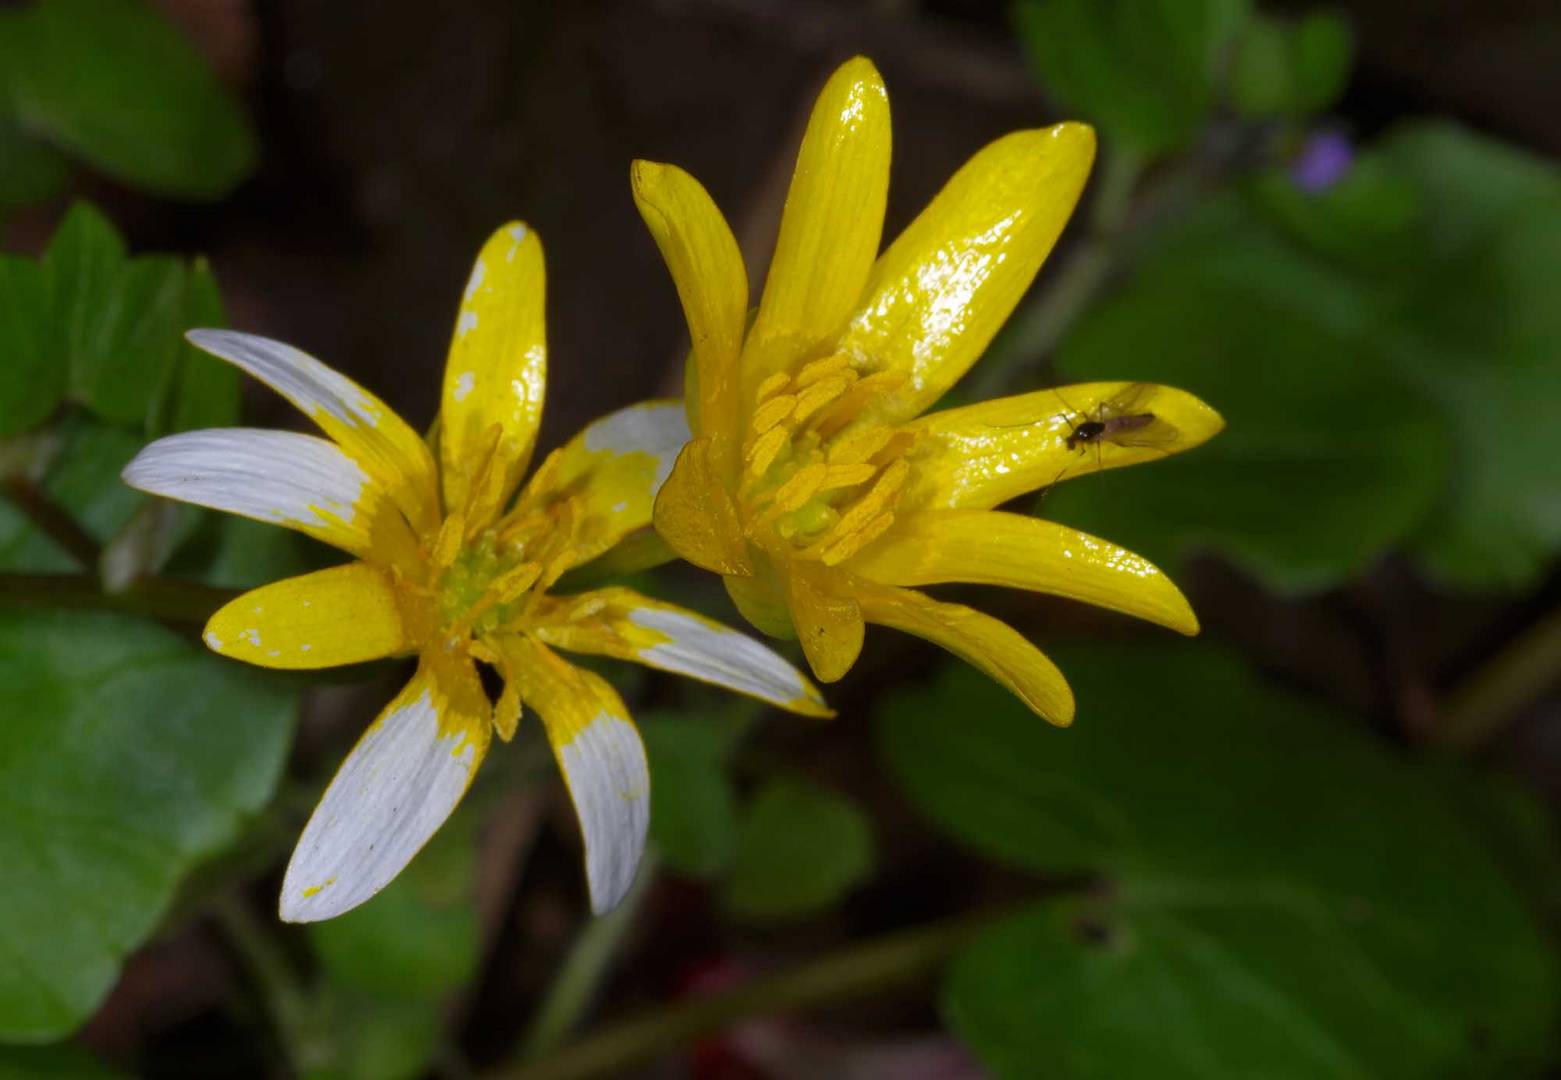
(1232, 10, 1352, 118)
(1375, 124, 1561, 589)
(0, 608, 296, 1040)
(0, 255, 59, 434)
(0, 414, 145, 572)
(880, 646, 1559, 1076)
(1049, 194, 1448, 593)
(723, 775, 874, 921)
(0, 1043, 122, 1078)
(642, 712, 742, 879)
(159, 258, 239, 433)
(179, 515, 317, 591)
(1013, 0, 1248, 156)
(309, 814, 479, 1000)
(3, 0, 255, 200)
(306, 993, 443, 1080)
(0, 111, 67, 209)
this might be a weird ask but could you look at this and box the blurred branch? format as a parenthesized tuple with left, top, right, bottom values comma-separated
(0, 572, 238, 624)
(1433, 604, 1561, 753)
(518, 852, 659, 1061)
(487, 904, 1005, 1080)
(211, 893, 317, 1074)
(2, 476, 102, 570)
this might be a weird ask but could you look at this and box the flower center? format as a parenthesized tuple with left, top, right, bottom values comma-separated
(737, 354, 913, 566)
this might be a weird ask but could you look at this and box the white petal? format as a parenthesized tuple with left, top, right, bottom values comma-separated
(279, 665, 489, 922)
(579, 399, 690, 494)
(627, 604, 829, 715)
(122, 428, 376, 554)
(559, 712, 651, 914)
(187, 329, 383, 429)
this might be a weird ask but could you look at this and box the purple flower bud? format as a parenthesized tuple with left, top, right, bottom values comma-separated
(1290, 130, 1354, 193)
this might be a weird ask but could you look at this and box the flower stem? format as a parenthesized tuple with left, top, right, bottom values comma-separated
(210, 893, 316, 1072)
(0, 572, 238, 624)
(2, 475, 102, 570)
(487, 905, 1003, 1080)
(518, 852, 659, 1060)
(1432, 603, 1561, 752)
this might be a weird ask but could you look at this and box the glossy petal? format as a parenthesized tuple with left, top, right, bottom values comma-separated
(518, 400, 690, 570)
(745, 56, 891, 389)
(186, 330, 439, 534)
(854, 579, 1074, 726)
(652, 438, 751, 575)
(279, 655, 490, 921)
(440, 222, 547, 518)
(848, 509, 1198, 635)
(631, 161, 747, 451)
(123, 428, 382, 556)
(204, 562, 411, 669)
(530, 586, 831, 716)
(902, 381, 1225, 510)
(499, 635, 649, 913)
(839, 123, 1095, 424)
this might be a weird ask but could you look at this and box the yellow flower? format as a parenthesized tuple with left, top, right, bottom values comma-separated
(632, 57, 1223, 725)
(124, 223, 828, 921)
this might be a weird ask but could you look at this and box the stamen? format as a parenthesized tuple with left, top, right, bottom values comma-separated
(794, 353, 850, 387)
(432, 512, 466, 570)
(754, 371, 790, 403)
(745, 426, 789, 477)
(752, 394, 797, 434)
(821, 511, 895, 565)
(820, 463, 876, 490)
(826, 423, 893, 465)
(792, 374, 853, 423)
(773, 463, 827, 512)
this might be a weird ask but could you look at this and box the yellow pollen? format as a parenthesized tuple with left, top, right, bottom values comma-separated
(746, 426, 790, 477)
(773, 463, 828, 512)
(794, 353, 851, 387)
(792, 374, 852, 423)
(754, 371, 790, 402)
(821, 511, 895, 565)
(432, 512, 466, 570)
(826, 422, 894, 465)
(752, 394, 797, 434)
(820, 463, 877, 490)
(827, 457, 908, 541)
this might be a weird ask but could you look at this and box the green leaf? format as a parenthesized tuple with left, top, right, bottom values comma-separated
(1013, 0, 1249, 156)
(0, 1042, 123, 1079)
(0, 413, 146, 573)
(0, 255, 59, 434)
(4, 0, 255, 200)
(309, 813, 480, 1000)
(306, 993, 444, 1080)
(1231, 10, 1353, 118)
(159, 258, 238, 433)
(880, 646, 1559, 1076)
(1050, 195, 1448, 593)
(0, 608, 296, 1040)
(0, 111, 67, 209)
(1291, 11, 1352, 114)
(641, 711, 742, 879)
(1229, 13, 1289, 117)
(723, 775, 874, 921)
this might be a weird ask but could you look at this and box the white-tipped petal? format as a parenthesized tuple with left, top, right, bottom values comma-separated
(497, 635, 649, 913)
(531, 587, 832, 717)
(186, 329, 440, 533)
(280, 658, 490, 922)
(123, 428, 378, 555)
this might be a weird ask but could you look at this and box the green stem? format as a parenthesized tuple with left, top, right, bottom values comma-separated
(0, 572, 238, 623)
(1432, 603, 1561, 752)
(211, 894, 315, 1071)
(519, 852, 659, 1060)
(487, 906, 1002, 1080)
(2, 475, 102, 571)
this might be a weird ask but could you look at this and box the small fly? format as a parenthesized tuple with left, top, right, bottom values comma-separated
(1057, 382, 1179, 461)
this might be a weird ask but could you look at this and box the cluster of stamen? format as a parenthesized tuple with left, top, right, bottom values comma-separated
(739, 354, 914, 567)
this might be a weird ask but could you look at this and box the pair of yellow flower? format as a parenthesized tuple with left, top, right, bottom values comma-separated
(125, 58, 1221, 922)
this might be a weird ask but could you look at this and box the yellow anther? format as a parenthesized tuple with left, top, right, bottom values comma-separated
(752, 394, 797, 434)
(821, 511, 895, 566)
(774, 463, 828, 512)
(794, 353, 851, 387)
(792, 375, 852, 423)
(432, 512, 466, 570)
(488, 561, 542, 606)
(540, 546, 579, 589)
(493, 679, 521, 741)
(826, 423, 894, 465)
(828, 458, 908, 540)
(815, 370, 909, 436)
(745, 426, 789, 477)
(754, 371, 790, 402)
(820, 463, 877, 490)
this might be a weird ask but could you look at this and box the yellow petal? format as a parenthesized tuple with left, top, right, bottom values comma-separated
(186, 330, 440, 536)
(651, 438, 751, 575)
(279, 653, 490, 921)
(530, 586, 831, 716)
(902, 381, 1225, 511)
(724, 566, 796, 640)
(839, 123, 1095, 424)
(517, 400, 691, 571)
(745, 56, 891, 389)
(440, 222, 547, 519)
(786, 561, 863, 683)
(498, 635, 649, 913)
(631, 160, 747, 455)
(853, 579, 1074, 726)
(204, 561, 412, 669)
(847, 509, 1198, 635)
